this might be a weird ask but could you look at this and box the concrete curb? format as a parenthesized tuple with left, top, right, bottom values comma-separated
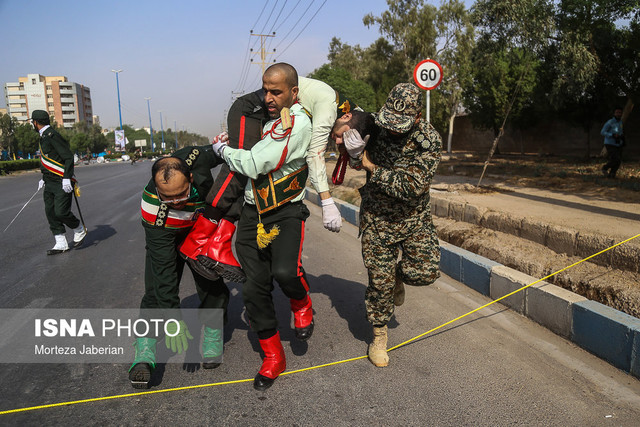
(430, 193, 640, 273)
(306, 188, 640, 379)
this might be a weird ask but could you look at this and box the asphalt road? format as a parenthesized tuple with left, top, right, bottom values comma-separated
(1, 161, 640, 425)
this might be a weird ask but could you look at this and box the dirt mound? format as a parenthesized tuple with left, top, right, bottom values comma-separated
(435, 217, 640, 318)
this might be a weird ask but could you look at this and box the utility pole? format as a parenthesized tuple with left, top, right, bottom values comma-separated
(250, 31, 276, 74)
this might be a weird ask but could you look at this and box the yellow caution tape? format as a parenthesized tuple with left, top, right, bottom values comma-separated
(1, 233, 638, 416)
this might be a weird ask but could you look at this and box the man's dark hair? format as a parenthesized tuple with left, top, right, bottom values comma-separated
(34, 118, 50, 126)
(264, 63, 298, 88)
(614, 106, 623, 112)
(152, 156, 190, 183)
(344, 110, 379, 141)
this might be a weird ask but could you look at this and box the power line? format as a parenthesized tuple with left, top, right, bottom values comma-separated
(236, 0, 276, 93)
(276, 0, 328, 59)
(248, 67, 263, 92)
(239, 0, 313, 93)
(266, 0, 288, 36)
(258, 0, 279, 35)
(239, 40, 259, 91)
(270, 0, 302, 49)
(272, 0, 316, 52)
(264, 1, 288, 53)
(251, 0, 270, 30)
(233, 33, 254, 93)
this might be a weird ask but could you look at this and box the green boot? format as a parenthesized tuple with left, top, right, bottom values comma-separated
(202, 327, 223, 369)
(128, 337, 157, 389)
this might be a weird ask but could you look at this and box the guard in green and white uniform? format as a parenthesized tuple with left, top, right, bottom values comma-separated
(129, 146, 230, 389)
(31, 110, 86, 255)
(212, 63, 314, 391)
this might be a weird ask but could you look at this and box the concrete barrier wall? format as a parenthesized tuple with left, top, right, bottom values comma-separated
(307, 188, 640, 379)
(440, 240, 640, 378)
(431, 193, 640, 273)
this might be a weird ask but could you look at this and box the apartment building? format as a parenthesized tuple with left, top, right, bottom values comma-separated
(3, 73, 93, 128)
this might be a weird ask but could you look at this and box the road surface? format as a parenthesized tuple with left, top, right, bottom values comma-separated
(1, 161, 639, 425)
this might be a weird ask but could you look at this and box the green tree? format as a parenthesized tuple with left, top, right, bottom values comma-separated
(0, 113, 18, 157)
(363, 0, 475, 141)
(307, 64, 377, 112)
(617, 19, 640, 118)
(464, 40, 539, 136)
(88, 124, 108, 154)
(70, 132, 90, 153)
(327, 36, 407, 109)
(59, 121, 109, 155)
(363, 0, 440, 111)
(434, 0, 475, 152)
(466, 0, 553, 154)
(105, 125, 148, 153)
(364, 0, 439, 67)
(543, 0, 639, 155)
(327, 38, 368, 80)
(14, 123, 39, 156)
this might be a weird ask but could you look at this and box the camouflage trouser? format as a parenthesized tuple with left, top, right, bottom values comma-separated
(361, 220, 440, 325)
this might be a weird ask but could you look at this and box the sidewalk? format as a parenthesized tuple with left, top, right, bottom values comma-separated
(431, 173, 640, 247)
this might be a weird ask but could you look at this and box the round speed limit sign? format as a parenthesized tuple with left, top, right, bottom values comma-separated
(413, 59, 443, 90)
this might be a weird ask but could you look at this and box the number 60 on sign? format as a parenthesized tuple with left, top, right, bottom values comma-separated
(413, 59, 443, 90)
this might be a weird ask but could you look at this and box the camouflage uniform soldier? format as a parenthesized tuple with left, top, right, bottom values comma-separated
(357, 83, 442, 367)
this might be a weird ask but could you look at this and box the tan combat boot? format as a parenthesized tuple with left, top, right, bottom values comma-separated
(368, 325, 389, 367)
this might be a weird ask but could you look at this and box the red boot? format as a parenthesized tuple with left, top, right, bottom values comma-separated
(179, 215, 217, 260)
(196, 219, 246, 282)
(254, 332, 286, 391)
(290, 295, 314, 341)
(180, 216, 221, 281)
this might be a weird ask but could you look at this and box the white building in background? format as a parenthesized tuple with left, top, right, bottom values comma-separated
(3, 73, 93, 128)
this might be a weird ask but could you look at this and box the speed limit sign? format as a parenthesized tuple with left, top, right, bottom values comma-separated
(413, 59, 443, 90)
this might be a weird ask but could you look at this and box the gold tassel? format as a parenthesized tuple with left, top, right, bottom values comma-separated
(256, 222, 280, 249)
(74, 185, 81, 197)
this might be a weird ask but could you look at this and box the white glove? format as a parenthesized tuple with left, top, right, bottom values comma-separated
(343, 129, 370, 159)
(62, 179, 73, 193)
(213, 132, 228, 144)
(321, 197, 342, 233)
(38, 179, 45, 190)
(212, 132, 229, 157)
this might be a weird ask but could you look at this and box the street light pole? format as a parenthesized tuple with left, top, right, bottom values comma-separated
(145, 97, 154, 152)
(174, 120, 178, 150)
(110, 69, 124, 130)
(159, 111, 165, 151)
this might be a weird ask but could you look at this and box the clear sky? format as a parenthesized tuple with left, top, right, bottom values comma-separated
(1, 0, 392, 139)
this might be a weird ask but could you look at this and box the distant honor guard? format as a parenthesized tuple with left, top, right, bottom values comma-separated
(31, 110, 86, 255)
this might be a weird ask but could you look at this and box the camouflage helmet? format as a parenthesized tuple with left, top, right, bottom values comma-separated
(375, 83, 422, 133)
